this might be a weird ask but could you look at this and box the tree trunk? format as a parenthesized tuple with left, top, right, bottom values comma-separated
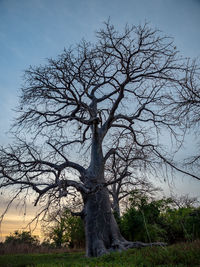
(83, 125, 126, 256)
(112, 195, 121, 219)
(82, 124, 166, 257)
(84, 186, 125, 257)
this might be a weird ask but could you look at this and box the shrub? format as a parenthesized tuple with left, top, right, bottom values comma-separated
(5, 231, 40, 246)
(120, 191, 200, 244)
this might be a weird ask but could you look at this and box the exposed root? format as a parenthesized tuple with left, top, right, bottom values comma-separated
(108, 239, 167, 254)
(122, 240, 167, 249)
(87, 239, 167, 257)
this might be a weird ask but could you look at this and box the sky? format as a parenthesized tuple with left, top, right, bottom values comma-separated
(0, 0, 200, 240)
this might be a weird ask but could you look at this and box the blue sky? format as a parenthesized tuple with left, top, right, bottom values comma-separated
(0, 0, 200, 238)
(0, 0, 200, 143)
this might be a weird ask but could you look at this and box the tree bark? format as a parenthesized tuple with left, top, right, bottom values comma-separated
(82, 122, 166, 257)
(83, 186, 125, 257)
(82, 123, 126, 256)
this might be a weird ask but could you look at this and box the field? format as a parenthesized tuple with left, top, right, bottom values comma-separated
(0, 240, 200, 267)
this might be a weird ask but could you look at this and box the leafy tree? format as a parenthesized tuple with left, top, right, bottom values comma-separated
(48, 215, 67, 248)
(0, 21, 199, 256)
(44, 209, 85, 248)
(64, 212, 85, 248)
(120, 191, 169, 242)
(5, 231, 39, 246)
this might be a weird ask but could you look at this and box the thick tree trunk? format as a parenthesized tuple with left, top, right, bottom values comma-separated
(83, 186, 125, 257)
(82, 124, 126, 256)
(82, 123, 166, 257)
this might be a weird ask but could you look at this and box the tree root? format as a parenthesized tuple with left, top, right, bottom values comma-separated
(109, 240, 167, 253)
(87, 239, 167, 257)
(122, 240, 167, 248)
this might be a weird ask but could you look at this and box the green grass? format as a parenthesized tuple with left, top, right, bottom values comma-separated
(0, 240, 200, 267)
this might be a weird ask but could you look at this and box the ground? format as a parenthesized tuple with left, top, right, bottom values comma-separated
(0, 240, 199, 266)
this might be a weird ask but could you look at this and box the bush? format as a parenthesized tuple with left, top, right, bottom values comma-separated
(120, 202, 167, 242)
(5, 231, 40, 247)
(120, 191, 200, 244)
(161, 206, 200, 243)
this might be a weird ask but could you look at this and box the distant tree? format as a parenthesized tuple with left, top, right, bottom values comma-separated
(47, 213, 67, 248)
(105, 135, 162, 218)
(0, 21, 199, 256)
(170, 194, 199, 209)
(5, 231, 39, 246)
(43, 209, 85, 248)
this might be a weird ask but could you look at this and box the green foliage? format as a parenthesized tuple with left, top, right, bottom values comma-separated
(161, 206, 200, 243)
(63, 210, 85, 248)
(120, 190, 200, 244)
(0, 241, 200, 266)
(120, 191, 170, 242)
(49, 217, 66, 248)
(4, 230, 40, 246)
(45, 193, 200, 248)
(46, 209, 85, 248)
(40, 239, 56, 249)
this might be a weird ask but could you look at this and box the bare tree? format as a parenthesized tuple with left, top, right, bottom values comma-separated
(0, 21, 198, 256)
(170, 194, 199, 209)
(105, 134, 162, 217)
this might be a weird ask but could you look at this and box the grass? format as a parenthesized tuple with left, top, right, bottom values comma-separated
(0, 240, 200, 267)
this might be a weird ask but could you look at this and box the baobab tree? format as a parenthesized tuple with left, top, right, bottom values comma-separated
(0, 21, 198, 256)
